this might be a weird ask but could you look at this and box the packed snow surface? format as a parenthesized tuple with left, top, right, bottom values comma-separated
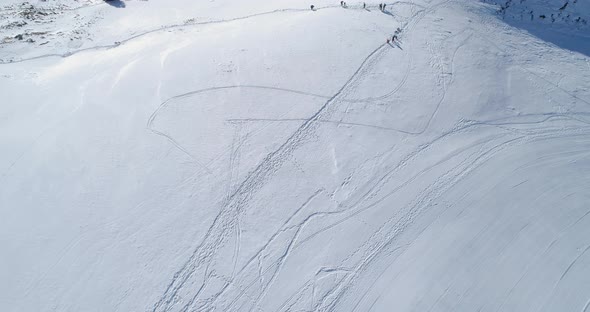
(1, 0, 590, 311)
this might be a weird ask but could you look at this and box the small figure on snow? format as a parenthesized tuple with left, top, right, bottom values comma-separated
(383, 3, 387, 10)
(340, 1, 344, 6)
(363, 2, 366, 9)
(310, 4, 315, 10)
(379, 3, 382, 10)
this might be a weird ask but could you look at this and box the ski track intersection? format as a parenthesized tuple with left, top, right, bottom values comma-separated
(1, 0, 590, 311)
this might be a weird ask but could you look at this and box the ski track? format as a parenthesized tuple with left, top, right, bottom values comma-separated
(0, 8, 313, 64)
(537, 244, 590, 312)
(153, 110, 589, 311)
(494, 206, 590, 312)
(148, 0, 590, 310)
(151, 33, 390, 312)
(145, 85, 333, 174)
(226, 118, 421, 135)
(151, 16, 442, 309)
(5, 0, 588, 311)
(253, 113, 590, 311)
(149, 3, 447, 310)
(319, 130, 590, 312)
(0, 1, 426, 65)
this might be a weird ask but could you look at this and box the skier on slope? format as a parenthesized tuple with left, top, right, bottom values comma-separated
(383, 3, 387, 11)
(379, 3, 382, 10)
(310, 4, 315, 10)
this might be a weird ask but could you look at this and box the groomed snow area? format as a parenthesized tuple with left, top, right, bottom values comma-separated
(1, 0, 590, 311)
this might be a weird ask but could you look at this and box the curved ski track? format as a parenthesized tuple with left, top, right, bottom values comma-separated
(150, 35, 391, 312)
(147, 1, 517, 311)
(20, 0, 582, 311)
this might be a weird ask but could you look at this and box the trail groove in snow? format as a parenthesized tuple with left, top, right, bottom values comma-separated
(151, 39, 390, 312)
(2, 0, 590, 311)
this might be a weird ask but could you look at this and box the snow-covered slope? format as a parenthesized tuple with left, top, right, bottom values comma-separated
(1, 0, 590, 311)
(481, 0, 589, 27)
(479, 0, 590, 56)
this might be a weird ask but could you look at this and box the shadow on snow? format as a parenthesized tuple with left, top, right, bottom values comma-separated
(104, 0, 126, 8)
(504, 19, 590, 57)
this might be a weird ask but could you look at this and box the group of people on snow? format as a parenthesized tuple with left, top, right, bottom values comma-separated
(310, 2, 391, 11)
(387, 27, 402, 44)
(308, 2, 402, 47)
(386, 35, 397, 44)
